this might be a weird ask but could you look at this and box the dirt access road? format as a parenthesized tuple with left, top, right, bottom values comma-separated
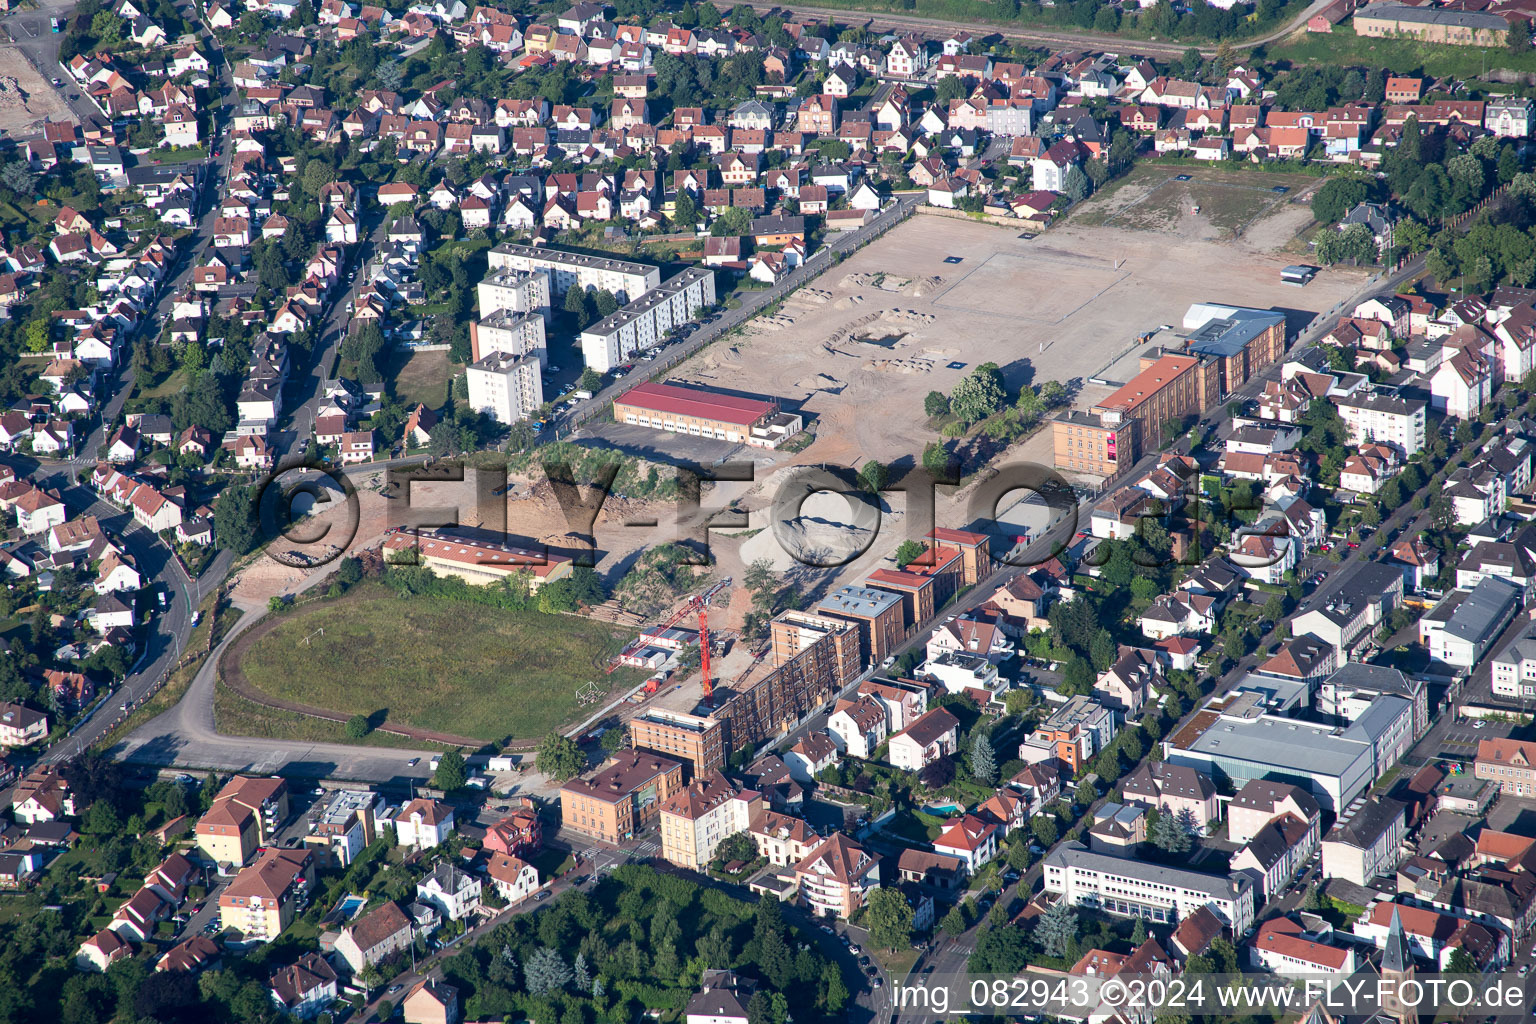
(736, 0, 1332, 59)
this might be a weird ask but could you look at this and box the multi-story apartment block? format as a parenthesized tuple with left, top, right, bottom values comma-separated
(790, 834, 880, 919)
(630, 709, 726, 778)
(1018, 695, 1116, 773)
(580, 267, 716, 371)
(476, 267, 552, 322)
(1334, 388, 1427, 457)
(470, 308, 547, 364)
(486, 243, 660, 302)
(770, 610, 862, 687)
(560, 750, 685, 843)
(466, 350, 543, 425)
(217, 847, 314, 941)
(196, 776, 289, 871)
(659, 771, 756, 870)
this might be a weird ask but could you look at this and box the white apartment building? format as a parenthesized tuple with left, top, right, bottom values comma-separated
(487, 242, 660, 302)
(467, 351, 543, 425)
(579, 267, 717, 372)
(477, 267, 551, 321)
(1320, 796, 1407, 886)
(659, 772, 755, 870)
(1334, 389, 1427, 457)
(1492, 624, 1536, 698)
(471, 308, 548, 366)
(1043, 841, 1256, 936)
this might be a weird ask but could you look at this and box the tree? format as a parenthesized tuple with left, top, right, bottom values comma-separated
(858, 460, 889, 492)
(1004, 687, 1035, 715)
(1035, 899, 1078, 958)
(919, 755, 955, 789)
(1061, 163, 1090, 203)
(536, 732, 585, 781)
(673, 192, 698, 227)
(949, 362, 1006, 423)
(922, 441, 956, 480)
(1311, 176, 1371, 225)
(600, 727, 627, 754)
(1031, 814, 1058, 847)
(924, 390, 950, 417)
(895, 539, 926, 568)
(1446, 945, 1479, 975)
(525, 948, 574, 995)
(940, 905, 967, 936)
(432, 750, 468, 791)
(579, 368, 603, 394)
(1149, 808, 1193, 854)
(0, 161, 34, 197)
(865, 887, 915, 950)
(970, 728, 997, 784)
(1511, 21, 1532, 52)
(213, 484, 258, 554)
(344, 715, 370, 739)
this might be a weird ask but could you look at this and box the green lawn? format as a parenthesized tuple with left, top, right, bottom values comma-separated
(390, 348, 453, 409)
(132, 366, 190, 404)
(231, 583, 644, 743)
(1266, 25, 1536, 80)
(213, 683, 461, 750)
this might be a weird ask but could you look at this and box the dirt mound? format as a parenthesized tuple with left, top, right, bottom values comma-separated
(797, 372, 844, 392)
(909, 275, 945, 296)
(864, 357, 935, 374)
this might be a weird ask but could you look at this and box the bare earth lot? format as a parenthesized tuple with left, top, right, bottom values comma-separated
(0, 47, 75, 135)
(1071, 164, 1328, 252)
(671, 209, 1368, 478)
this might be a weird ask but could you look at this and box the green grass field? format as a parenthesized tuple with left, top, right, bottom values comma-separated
(1266, 25, 1536, 81)
(390, 348, 453, 409)
(232, 583, 644, 743)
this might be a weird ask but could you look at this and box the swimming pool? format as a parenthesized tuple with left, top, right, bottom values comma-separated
(924, 803, 963, 816)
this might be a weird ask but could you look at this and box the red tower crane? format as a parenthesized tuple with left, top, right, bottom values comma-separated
(615, 578, 733, 700)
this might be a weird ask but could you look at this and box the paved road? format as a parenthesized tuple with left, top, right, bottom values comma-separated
(111, 596, 439, 782)
(0, 8, 241, 774)
(736, 0, 1334, 60)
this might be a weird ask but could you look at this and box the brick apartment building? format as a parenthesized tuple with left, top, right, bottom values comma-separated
(629, 709, 726, 778)
(560, 750, 685, 843)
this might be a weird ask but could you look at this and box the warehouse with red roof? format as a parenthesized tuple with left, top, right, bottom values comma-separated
(613, 381, 803, 448)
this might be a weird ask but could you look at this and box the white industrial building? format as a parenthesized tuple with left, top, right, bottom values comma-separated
(1043, 841, 1256, 936)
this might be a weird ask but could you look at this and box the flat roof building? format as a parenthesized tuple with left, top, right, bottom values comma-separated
(1164, 689, 1413, 811)
(466, 350, 543, 426)
(487, 242, 660, 302)
(580, 267, 717, 372)
(1044, 840, 1256, 936)
(629, 709, 726, 779)
(613, 380, 802, 448)
(816, 585, 905, 667)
